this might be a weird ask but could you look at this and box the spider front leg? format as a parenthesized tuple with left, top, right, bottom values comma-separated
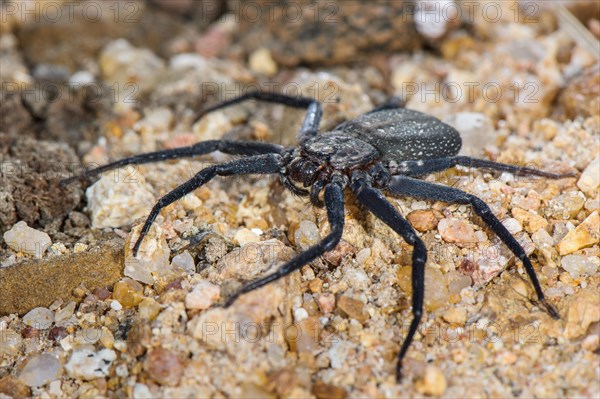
(132, 153, 283, 255)
(386, 175, 560, 319)
(223, 175, 346, 307)
(350, 171, 427, 381)
(60, 140, 283, 186)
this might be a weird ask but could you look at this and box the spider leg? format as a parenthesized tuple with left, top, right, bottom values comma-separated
(386, 175, 560, 319)
(61, 140, 283, 186)
(132, 153, 283, 256)
(389, 156, 575, 179)
(193, 90, 322, 144)
(223, 175, 346, 307)
(350, 171, 427, 382)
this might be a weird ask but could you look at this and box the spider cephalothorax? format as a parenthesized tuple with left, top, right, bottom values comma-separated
(62, 91, 573, 381)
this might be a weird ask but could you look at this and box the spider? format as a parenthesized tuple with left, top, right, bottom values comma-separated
(62, 91, 573, 381)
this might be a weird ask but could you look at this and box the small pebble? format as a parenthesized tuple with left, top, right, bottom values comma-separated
(23, 307, 54, 330)
(124, 224, 171, 285)
(185, 280, 220, 310)
(138, 297, 161, 320)
(561, 255, 600, 279)
(3, 221, 52, 258)
(248, 47, 278, 76)
(110, 300, 123, 311)
(309, 278, 323, 293)
(547, 192, 586, 219)
(0, 329, 22, 356)
(415, 365, 447, 397)
(86, 173, 156, 229)
(171, 251, 196, 274)
(133, 383, 154, 399)
(234, 228, 260, 246)
(425, 267, 449, 311)
(557, 211, 600, 255)
(143, 348, 184, 386)
(502, 218, 522, 234)
(577, 156, 600, 195)
(564, 288, 600, 339)
(17, 353, 62, 387)
(442, 307, 467, 326)
(293, 307, 309, 322)
(0, 376, 31, 398)
(407, 210, 438, 232)
(65, 347, 116, 380)
(337, 295, 369, 322)
(317, 293, 335, 314)
(113, 278, 144, 309)
(295, 221, 321, 250)
(438, 218, 477, 244)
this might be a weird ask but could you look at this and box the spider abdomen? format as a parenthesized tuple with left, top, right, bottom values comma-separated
(335, 108, 462, 162)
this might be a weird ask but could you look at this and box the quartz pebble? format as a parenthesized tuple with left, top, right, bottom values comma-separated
(294, 220, 321, 250)
(18, 353, 62, 387)
(65, 347, 116, 380)
(438, 218, 477, 245)
(185, 281, 220, 310)
(86, 173, 156, 229)
(23, 307, 54, 329)
(113, 278, 144, 309)
(143, 348, 184, 386)
(3, 221, 52, 258)
(0, 329, 22, 356)
(577, 156, 600, 195)
(561, 255, 600, 279)
(170, 251, 196, 274)
(547, 192, 586, 219)
(124, 224, 172, 284)
(557, 211, 600, 255)
(425, 267, 449, 311)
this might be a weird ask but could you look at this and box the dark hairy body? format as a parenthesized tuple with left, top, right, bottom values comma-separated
(62, 92, 573, 381)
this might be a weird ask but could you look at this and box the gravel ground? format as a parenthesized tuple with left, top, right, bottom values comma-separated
(1, 1, 599, 398)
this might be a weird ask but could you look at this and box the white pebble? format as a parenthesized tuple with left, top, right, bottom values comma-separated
(171, 251, 196, 274)
(86, 173, 156, 229)
(295, 220, 321, 250)
(185, 281, 221, 310)
(110, 300, 123, 311)
(18, 353, 63, 387)
(234, 228, 260, 246)
(293, 307, 309, 322)
(23, 307, 54, 329)
(502, 218, 522, 234)
(561, 255, 600, 279)
(133, 383, 154, 399)
(577, 156, 600, 195)
(3, 221, 52, 258)
(65, 347, 116, 380)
